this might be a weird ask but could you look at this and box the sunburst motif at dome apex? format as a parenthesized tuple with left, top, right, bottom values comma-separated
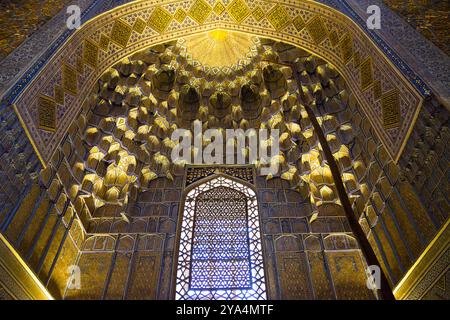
(182, 30, 257, 67)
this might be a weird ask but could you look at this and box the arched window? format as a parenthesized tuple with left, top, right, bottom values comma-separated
(175, 175, 266, 300)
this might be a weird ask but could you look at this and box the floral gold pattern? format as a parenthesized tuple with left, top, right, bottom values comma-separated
(174, 8, 187, 23)
(306, 16, 328, 45)
(360, 56, 373, 91)
(38, 95, 56, 132)
(99, 34, 110, 51)
(62, 63, 77, 96)
(293, 16, 306, 32)
(110, 19, 132, 48)
(189, 0, 212, 25)
(382, 89, 401, 128)
(213, 1, 226, 15)
(148, 7, 173, 34)
(133, 17, 147, 34)
(54, 85, 64, 105)
(340, 33, 353, 64)
(252, 6, 265, 22)
(329, 29, 339, 47)
(83, 39, 98, 68)
(266, 4, 291, 31)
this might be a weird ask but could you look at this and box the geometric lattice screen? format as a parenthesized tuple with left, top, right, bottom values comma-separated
(176, 175, 266, 300)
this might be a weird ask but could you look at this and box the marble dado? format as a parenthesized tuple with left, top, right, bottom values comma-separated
(12, 0, 422, 164)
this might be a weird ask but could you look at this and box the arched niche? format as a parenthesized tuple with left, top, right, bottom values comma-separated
(12, 0, 422, 165)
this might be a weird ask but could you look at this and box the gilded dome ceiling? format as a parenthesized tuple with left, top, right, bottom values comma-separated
(182, 30, 258, 67)
(70, 35, 353, 219)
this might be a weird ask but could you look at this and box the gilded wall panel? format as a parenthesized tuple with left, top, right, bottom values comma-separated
(46, 233, 79, 299)
(65, 252, 113, 299)
(276, 251, 313, 299)
(104, 252, 132, 300)
(27, 213, 59, 270)
(307, 251, 335, 299)
(326, 251, 374, 300)
(127, 252, 161, 299)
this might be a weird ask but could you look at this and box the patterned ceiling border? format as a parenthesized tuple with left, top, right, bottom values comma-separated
(9, 0, 423, 164)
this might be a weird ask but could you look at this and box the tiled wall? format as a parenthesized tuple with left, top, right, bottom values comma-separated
(383, 0, 450, 56)
(0, 0, 73, 61)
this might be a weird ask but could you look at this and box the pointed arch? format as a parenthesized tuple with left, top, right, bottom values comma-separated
(174, 173, 266, 300)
